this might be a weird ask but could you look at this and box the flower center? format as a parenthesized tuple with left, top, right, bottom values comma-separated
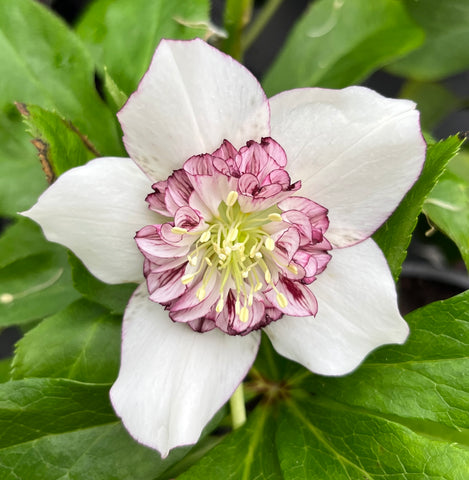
(176, 191, 290, 324)
(136, 137, 331, 335)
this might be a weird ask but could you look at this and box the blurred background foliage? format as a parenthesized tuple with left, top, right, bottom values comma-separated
(0, 1, 468, 479)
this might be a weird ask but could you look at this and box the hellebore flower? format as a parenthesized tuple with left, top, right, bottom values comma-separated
(23, 39, 425, 457)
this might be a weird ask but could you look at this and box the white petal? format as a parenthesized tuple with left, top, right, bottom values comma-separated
(270, 86, 426, 246)
(22, 157, 159, 284)
(119, 38, 270, 181)
(110, 284, 260, 457)
(265, 239, 408, 376)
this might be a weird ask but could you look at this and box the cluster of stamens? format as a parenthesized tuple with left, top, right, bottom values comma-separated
(137, 137, 331, 335)
(172, 191, 289, 323)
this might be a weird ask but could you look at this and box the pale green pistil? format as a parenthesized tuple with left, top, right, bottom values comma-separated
(174, 191, 289, 322)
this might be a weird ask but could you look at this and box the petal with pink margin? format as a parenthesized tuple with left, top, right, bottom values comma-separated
(22, 157, 159, 284)
(119, 38, 270, 181)
(264, 238, 408, 376)
(269, 86, 426, 247)
(110, 284, 260, 457)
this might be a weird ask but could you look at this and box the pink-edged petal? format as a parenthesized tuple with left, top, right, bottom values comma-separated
(174, 206, 204, 231)
(184, 155, 237, 216)
(135, 225, 190, 263)
(280, 210, 313, 244)
(146, 169, 194, 217)
(110, 284, 260, 457)
(274, 227, 300, 262)
(238, 173, 259, 195)
(265, 276, 318, 317)
(22, 157, 159, 284)
(170, 271, 219, 317)
(146, 265, 186, 303)
(215, 293, 268, 336)
(265, 239, 408, 376)
(269, 86, 426, 246)
(212, 139, 239, 163)
(279, 196, 329, 234)
(236, 138, 285, 177)
(266, 169, 290, 188)
(119, 38, 270, 181)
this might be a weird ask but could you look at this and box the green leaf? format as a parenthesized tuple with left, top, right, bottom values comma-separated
(447, 148, 469, 181)
(76, 0, 211, 95)
(0, 423, 187, 480)
(277, 397, 469, 480)
(374, 135, 464, 280)
(19, 104, 97, 181)
(69, 254, 136, 315)
(262, 0, 423, 95)
(0, 0, 121, 155)
(0, 251, 80, 328)
(0, 218, 55, 270)
(279, 291, 469, 477)
(0, 378, 114, 446)
(0, 0, 122, 215)
(252, 332, 300, 383)
(103, 67, 128, 113)
(302, 289, 469, 435)
(0, 107, 45, 216)
(0, 359, 11, 383)
(159, 435, 225, 480)
(0, 378, 185, 480)
(222, 0, 253, 61)
(424, 149, 469, 270)
(388, 0, 469, 81)
(179, 405, 282, 480)
(400, 80, 461, 132)
(186, 291, 469, 478)
(0, 218, 81, 327)
(12, 299, 121, 383)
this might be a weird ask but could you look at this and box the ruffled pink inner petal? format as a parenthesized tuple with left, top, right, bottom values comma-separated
(135, 138, 331, 335)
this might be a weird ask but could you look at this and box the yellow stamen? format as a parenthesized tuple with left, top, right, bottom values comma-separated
(216, 297, 224, 313)
(200, 230, 211, 243)
(226, 190, 239, 207)
(171, 226, 188, 235)
(265, 237, 275, 251)
(287, 264, 298, 274)
(239, 306, 249, 323)
(181, 273, 196, 285)
(268, 213, 283, 222)
(179, 194, 295, 323)
(276, 292, 288, 309)
(227, 227, 239, 243)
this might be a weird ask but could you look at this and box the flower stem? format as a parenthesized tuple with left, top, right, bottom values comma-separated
(242, 0, 284, 51)
(222, 0, 253, 61)
(230, 382, 247, 430)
